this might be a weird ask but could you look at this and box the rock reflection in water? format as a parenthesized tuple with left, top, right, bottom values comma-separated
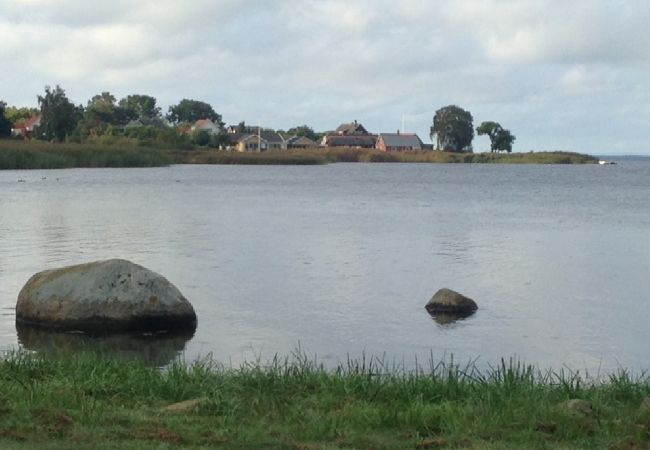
(16, 323, 194, 367)
(428, 311, 476, 326)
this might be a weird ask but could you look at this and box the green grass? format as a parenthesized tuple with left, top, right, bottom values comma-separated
(0, 351, 647, 449)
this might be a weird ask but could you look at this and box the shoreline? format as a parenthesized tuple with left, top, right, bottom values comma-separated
(0, 140, 599, 169)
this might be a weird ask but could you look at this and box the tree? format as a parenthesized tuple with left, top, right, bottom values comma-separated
(191, 129, 212, 147)
(167, 99, 223, 126)
(4, 106, 39, 125)
(430, 105, 474, 152)
(37, 85, 83, 142)
(476, 121, 516, 153)
(285, 125, 318, 142)
(76, 92, 121, 137)
(118, 94, 161, 123)
(0, 101, 12, 137)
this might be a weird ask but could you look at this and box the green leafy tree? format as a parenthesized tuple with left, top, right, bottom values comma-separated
(477, 121, 516, 153)
(37, 85, 83, 142)
(286, 125, 318, 142)
(167, 99, 223, 126)
(430, 105, 474, 152)
(118, 94, 161, 123)
(191, 129, 212, 146)
(4, 106, 39, 125)
(76, 92, 122, 137)
(0, 101, 12, 137)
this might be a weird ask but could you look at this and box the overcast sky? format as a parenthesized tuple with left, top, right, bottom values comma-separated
(1, 0, 649, 154)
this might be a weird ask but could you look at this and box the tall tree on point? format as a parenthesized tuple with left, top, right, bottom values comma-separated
(430, 105, 474, 153)
(477, 121, 516, 153)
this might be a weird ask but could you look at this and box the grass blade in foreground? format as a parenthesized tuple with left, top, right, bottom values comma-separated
(0, 351, 647, 449)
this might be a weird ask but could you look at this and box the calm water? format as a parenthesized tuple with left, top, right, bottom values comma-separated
(1, 160, 648, 372)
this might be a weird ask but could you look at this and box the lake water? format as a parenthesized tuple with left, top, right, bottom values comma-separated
(1, 160, 648, 373)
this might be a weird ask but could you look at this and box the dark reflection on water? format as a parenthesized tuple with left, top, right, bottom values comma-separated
(16, 323, 194, 367)
(428, 311, 477, 326)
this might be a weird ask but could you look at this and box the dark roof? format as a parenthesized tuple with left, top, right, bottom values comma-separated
(261, 131, 284, 144)
(229, 130, 284, 144)
(378, 133, 423, 149)
(286, 135, 318, 146)
(324, 135, 377, 147)
(335, 122, 369, 135)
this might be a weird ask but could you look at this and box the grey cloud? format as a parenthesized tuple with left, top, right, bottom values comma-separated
(1, 0, 649, 153)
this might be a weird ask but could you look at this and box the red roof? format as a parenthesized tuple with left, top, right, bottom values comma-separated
(25, 115, 41, 129)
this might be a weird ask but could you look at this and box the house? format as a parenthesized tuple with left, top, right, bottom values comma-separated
(236, 134, 270, 152)
(12, 115, 41, 138)
(227, 129, 285, 152)
(321, 120, 377, 148)
(376, 133, 423, 152)
(226, 124, 258, 134)
(320, 135, 377, 148)
(192, 119, 221, 134)
(335, 120, 369, 136)
(286, 135, 319, 149)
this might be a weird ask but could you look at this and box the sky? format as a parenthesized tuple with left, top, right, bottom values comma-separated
(1, 0, 649, 154)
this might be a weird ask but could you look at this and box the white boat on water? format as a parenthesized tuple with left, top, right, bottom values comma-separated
(599, 160, 616, 165)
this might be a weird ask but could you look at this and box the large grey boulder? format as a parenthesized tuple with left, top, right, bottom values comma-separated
(425, 288, 478, 315)
(16, 259, 197, 333)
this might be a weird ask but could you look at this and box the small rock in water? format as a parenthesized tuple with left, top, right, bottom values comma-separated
(16, 259, 197, 333)
(425, 288, 478, 315)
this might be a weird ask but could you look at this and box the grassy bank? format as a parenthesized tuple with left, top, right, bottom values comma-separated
(0, 351, 647, 449)
(179, 148, 599, 165)
(0, 140, 172, 169)
(396, 150, 600, 164)
(1, 139, 599, 169)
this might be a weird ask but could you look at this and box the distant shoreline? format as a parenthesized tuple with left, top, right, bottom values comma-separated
(0, 139, 599, 170)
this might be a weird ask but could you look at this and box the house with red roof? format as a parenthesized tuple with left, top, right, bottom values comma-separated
(191, 119, 221, 134)
(376, 132, 424, 152)
(12, 115, 41, 139)
(320, 120, 377, 148)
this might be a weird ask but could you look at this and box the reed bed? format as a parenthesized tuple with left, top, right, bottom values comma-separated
(1, 139, 598, 169)
(0, 140, 172, 169)
(184, 148, 599, 165)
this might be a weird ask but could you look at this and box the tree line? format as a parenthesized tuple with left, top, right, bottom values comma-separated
(1, 86, 515, 152)
(0, 85, 228, 147)
(0, 86, 329, 148)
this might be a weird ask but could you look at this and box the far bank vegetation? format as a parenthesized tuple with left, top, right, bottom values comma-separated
(1, 86, 598, 169)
